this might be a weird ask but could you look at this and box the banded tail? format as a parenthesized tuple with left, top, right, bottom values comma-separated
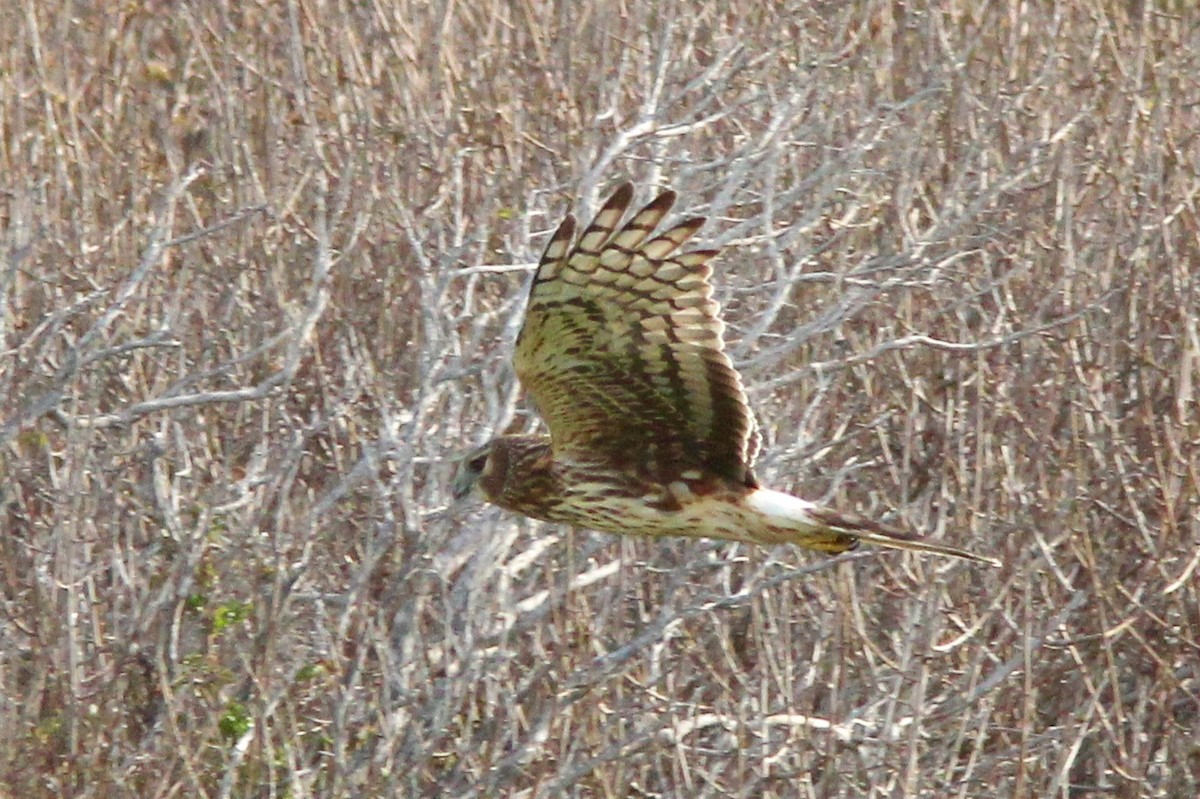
(745, 489, 1000, 567)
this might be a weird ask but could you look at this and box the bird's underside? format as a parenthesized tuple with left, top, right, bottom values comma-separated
(453, 182, 999, 567)
(455, 434, 999, 566)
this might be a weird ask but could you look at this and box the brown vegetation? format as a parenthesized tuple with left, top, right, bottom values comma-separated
(1, 1, 1197, 796)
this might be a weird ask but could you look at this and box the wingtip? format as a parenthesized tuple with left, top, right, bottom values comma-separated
(606, 181, 635, 208)
(555, 213, 577, 238)
(537, 213, 577, 268)
(601, 181, 678, 219)
(644, 188, 677, 215)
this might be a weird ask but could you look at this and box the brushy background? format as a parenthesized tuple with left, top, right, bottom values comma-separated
(2, 2, 1198, 797)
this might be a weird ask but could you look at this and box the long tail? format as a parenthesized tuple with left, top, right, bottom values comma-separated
(745, 489, 1000, 567)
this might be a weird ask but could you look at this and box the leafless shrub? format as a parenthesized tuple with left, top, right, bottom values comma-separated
(1, 1, 1197, 797)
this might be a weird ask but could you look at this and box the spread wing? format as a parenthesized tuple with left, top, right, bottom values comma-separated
(512, 182, 760, 486)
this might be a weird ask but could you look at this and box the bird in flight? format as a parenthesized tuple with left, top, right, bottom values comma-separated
(453, 182, 999, 567)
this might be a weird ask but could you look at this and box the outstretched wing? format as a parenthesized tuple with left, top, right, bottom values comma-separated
(513, 182, 760, 486)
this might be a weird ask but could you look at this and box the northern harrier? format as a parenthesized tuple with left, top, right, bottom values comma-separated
(453, 183, 998, 566)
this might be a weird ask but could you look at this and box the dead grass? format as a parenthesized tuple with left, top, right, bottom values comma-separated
(1, 1, 1197, 797)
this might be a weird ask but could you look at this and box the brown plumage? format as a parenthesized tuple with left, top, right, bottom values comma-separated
(453, 183, 999, 567)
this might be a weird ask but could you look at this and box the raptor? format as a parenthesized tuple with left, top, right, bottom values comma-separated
(453, 183, 998, 567)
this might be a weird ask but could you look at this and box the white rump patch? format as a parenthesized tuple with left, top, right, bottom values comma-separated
(745, 489, 819, 525)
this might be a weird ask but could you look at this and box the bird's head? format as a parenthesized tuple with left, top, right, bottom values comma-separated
(451, 441, 495, 504)
(451, 435, 552, 509)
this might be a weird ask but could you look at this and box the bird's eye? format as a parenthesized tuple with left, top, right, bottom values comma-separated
(468, 454, 488, 472)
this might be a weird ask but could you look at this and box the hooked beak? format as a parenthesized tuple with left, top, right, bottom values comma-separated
(451, 463, 477, 503)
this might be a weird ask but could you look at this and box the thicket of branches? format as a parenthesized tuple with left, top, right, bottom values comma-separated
(2, 2, 1197, 797)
